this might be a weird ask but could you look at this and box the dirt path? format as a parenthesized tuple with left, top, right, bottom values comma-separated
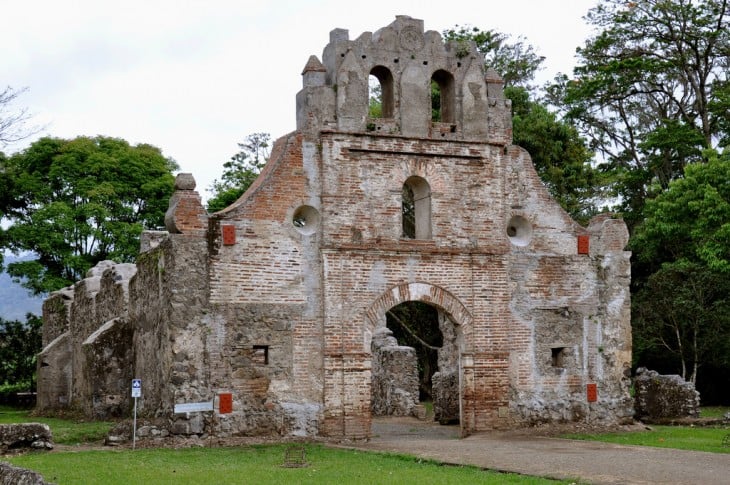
(340, 417, 730, 485)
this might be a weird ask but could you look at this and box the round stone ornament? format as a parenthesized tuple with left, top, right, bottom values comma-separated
(400, 27, 424, 51)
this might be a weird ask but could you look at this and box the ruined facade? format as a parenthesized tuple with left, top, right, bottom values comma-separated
(38, 16, 634, 438)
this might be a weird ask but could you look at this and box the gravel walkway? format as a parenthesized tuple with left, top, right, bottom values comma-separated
(341, 417, 730, 485)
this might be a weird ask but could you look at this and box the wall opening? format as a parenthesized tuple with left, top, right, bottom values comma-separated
(551, 347, 566, 368)
(369, 66, 394, 118)
(431, 70, 455, 123)
(402, 176, 431, 239)
(292, 205, 320, 235)
(253, 345, 269, 365)
(387, 302, 442, 402)
(370, 301, 461, 425)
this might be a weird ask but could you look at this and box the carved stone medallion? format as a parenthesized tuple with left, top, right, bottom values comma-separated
(400, 27, 424, 51)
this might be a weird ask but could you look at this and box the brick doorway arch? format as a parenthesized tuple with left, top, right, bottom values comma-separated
(364, 282, 472, 435)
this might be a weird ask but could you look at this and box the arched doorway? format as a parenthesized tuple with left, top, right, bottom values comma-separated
(365, 283, 471, 432)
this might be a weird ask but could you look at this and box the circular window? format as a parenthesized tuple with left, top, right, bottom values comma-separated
(292, 205, 320, 235)
(506, 215, 532, 247)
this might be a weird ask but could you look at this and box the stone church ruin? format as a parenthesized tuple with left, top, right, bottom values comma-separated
(37, 16, 634, 439)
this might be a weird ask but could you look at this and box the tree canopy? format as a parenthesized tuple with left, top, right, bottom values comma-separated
(631, 151, 730, 383)
(442, 26, 545, 88)
(0, 314, 42, 392)
(442, 26, 602, 222)
(207, 132, 270, 212)
(1, 136, 177, 294)
(550, 0, 730, 229)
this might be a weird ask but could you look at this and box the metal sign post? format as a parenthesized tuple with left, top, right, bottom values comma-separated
(131, 379, 141, 450)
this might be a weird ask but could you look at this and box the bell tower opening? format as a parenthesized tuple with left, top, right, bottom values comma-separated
(431, 69, 455, 123)
(369, 66, 394, 118)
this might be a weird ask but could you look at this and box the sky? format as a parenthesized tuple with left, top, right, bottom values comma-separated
(2, 0, 598, 200)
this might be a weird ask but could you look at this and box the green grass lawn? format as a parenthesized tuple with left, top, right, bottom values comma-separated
(7, 445, 567, 485)
(0, 405, 113, 445)
(700, 406, 730, 419)
(562, 425, 730, 453)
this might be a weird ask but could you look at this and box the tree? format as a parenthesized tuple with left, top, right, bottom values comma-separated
(632, 261, 730, 384)
(207, 132, 270, 212)
(549, 0, 730, 230)
(443, 26, 603, 221)
(2, 136, 177, 294)
(442, 26, 545, 88)
(508, 86, 603, 222)
(0, 314, 42, 392)
(631, 150, 730, 385)
(0, 86, 39, 147)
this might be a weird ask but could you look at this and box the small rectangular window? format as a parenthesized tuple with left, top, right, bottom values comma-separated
(551, 347, 566, 368)
(253, 345, 269, 365)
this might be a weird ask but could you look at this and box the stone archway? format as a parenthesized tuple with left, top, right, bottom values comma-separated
(364, 282, 472, 431)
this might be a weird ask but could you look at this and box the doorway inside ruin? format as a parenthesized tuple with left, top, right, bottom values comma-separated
(370, 301, 461, 425)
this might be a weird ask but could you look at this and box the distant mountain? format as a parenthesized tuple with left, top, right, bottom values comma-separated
(0, 253, 44, 321)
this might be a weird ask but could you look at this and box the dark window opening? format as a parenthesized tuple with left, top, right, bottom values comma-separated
(551, 347, 566, 368)
(253, 345, 269, 365)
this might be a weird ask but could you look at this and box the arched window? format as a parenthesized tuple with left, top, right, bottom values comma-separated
(431, 70, 455, 123)
(402, 176, 432, 239)
(369, 66, 394, 118)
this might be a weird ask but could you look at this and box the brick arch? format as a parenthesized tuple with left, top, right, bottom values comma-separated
(363, 282, 472, 348)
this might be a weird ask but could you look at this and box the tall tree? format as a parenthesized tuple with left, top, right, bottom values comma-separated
(443, 26, 602, 221)
(550, 0, 730, 229)
(442, 26, 545, 88)
(0, 314, 42, 391)
(207, 132, 270, 212)
(631, 150, 730, 384)
(2, 136, 177, 294)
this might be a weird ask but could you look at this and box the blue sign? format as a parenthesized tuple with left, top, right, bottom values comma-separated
(131, 379, 142, 398)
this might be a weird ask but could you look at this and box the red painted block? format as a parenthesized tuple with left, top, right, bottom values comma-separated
(577, 234, 590, 255)
(219, 392, 233, 414)
(222, 225, 236, 245)
(586, 383, 598, 402)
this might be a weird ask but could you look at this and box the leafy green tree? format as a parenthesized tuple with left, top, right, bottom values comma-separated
(632, 261, 730, 384)
(2, 136, 177, 294)
(442, 26, 602, 221)
(631, 150, 730, 385)
(207, 132, 270, 212)
(550, 0, 730, 230)
(0, 314, 42, 391)
(508, 86, 602, 222)
(442, 26, 545, 88)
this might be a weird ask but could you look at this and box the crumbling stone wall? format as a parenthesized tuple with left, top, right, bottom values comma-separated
(634, 367, 700, 421)
(0, 462, 54, 485)
(371, 327, 419, 416)
(0, 423, 53, 453)
(37, 262, 136, 418)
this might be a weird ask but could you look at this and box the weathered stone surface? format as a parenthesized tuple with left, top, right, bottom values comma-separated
(0, 462, 54, 485)
(432, 371, 459, 424)
(634, 367, 700, 421)
(371, 327, 419, 417)
(0, 423, 53, 452)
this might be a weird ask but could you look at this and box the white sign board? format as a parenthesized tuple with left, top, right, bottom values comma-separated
(131, 379, 142, 398)
(174, 401, 214, 413)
